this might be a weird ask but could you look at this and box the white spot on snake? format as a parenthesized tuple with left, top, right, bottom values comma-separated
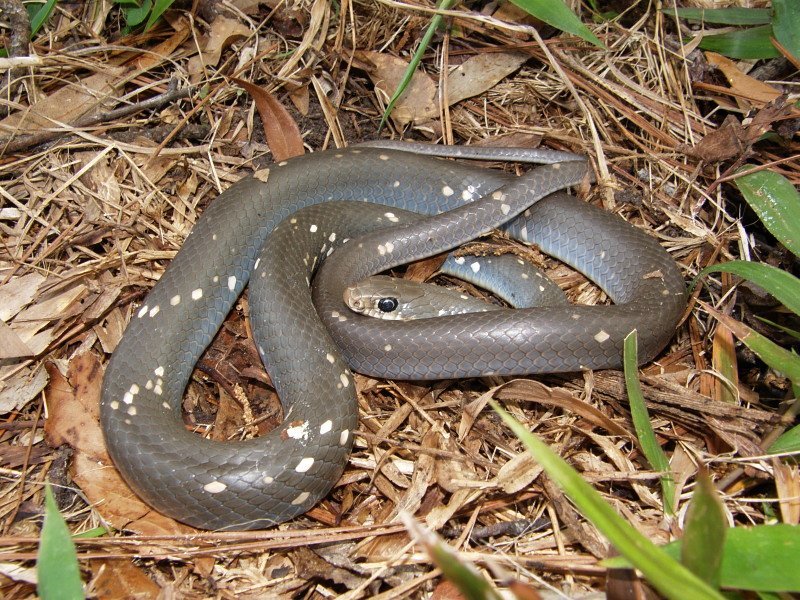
(278, 161, 288, 166)
(352, 149, 362, 154)
(461, 189, 472, 201)
(309, 224, 318, 233)
(286, 421, 309, 440)
(149, 305, 160, 317)
(326, 353, 335, 364)
(335, 153, 343, 158)
(438, 309, 447, 316)
(320, 420, 333, 434)
(601, 251, 606, 259)
(154, 366, 164, 377)
(204, 481, 227, 493)
(520, 228, 529, 242)
(379, 154, 390, 161)
(331, 311, 340, 319)
(523, 209, 531, 217)
(138, 306, 148, 318)
(170, 294, 181, 306)
(538, 285, 545, 291)
(127, 406, 137, 416)
(290, 217, 297, 224)
(339, 429, 350, 445)
(378, 245, 386, 255)
(594, 330, 610, 343)
(259, 346, 265, 356)
(572, 313, 580, 320)
(393, 180, 400, 187)
(385, 242, 394, 253)
(338, 314, 347, 322)
(492, 190, 504, 200)
(295, 457, 315, 473)
(521, 273, 529, 280)
(470, 262, 481, 273)
(212, 233, 217, 241)
(124, 419, 131, 425)
(327, 246, 334, 256)
(517, 259, 524, 265)
(254, 258, 260, 270)
(454, 256, 465, 265)
(109, 401, 119, 410)
(384, 344, 392, 352)
(442, 185, 454, 196)
(340, 373, 350, 388)
(291, 491, 311, 505)
(662, 288, 670, 296)
(130, 384, 140, 395)
(191, 288, 203, 300)
(460, 294, 469, 300)
(329, 232, 336, 242)
(123, 392, 134, 404)
(263, 475, 274, 484)
(213, 276, 219, 283)
(384, 212, 399, 222)
(228, 276, 236, 291)
(500, 203, 511, 215)
(154, 384, 163, 396)
(162, 402, 170, 410)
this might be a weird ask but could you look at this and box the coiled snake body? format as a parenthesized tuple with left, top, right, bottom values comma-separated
(101, 143, 685, 530)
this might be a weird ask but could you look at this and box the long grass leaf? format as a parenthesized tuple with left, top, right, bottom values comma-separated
(623, 331, 675, 513)
(36, 484, 83, 600)
(509, 0, 604, 48)
(735, 167, 800, 257)
(697, 261, 800, 316)
(490, 401, 724, 600)
(681, 471, 727, 588)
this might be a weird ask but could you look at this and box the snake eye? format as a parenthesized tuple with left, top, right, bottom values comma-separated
(377, 297, 399, 313)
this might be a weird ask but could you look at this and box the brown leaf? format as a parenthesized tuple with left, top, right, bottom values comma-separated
(353, 51, 438, 126)
(706, 52, 781, 106)
(231, 77, 304, 162)
(445, 52, 528, 106)
(90, 559, 161, 599)
(44, 354, 191, 534)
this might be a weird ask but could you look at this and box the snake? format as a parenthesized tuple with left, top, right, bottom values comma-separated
(100, 142, 685, 530)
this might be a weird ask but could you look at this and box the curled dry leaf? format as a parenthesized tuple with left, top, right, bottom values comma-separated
(185, 16, 252, 80)
(706, 52, 781, 106)
(231, 77, 305, 162)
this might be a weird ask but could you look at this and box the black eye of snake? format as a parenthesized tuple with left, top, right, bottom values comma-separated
(377, 297, 399, 313)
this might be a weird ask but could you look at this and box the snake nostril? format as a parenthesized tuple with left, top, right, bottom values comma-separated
(377, 297, 399, 313)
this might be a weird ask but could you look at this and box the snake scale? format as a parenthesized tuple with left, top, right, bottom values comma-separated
(101, 142, 685, 530)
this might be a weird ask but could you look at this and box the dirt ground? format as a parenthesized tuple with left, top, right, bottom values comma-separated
(0, 0, 797, 598)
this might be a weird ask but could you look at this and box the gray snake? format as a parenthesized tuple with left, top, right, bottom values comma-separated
(100, 142, 685, 530)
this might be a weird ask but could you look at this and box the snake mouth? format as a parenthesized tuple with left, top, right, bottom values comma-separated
(343, 286, 365, 313)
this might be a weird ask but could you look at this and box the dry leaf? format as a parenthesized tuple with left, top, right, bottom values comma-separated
(494, 452, 542, 494)
(0, 70, 125, 135)
(186, 16, 251, 80)
(232, 77, 305, 161)
(354, 51, 438, 126)
(0, 319, 33, 359)
(0, 364, 48, 413)
(90, 559, 161, 599)
(445, 52, 528, 106)
(0, 272, 45, 321)
(706, 52, 781, 106)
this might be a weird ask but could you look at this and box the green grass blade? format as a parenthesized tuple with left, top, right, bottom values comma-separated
(735, 167, 800, 258)
(36, 484, 83, 600)
(661, 7, 772, 26)
(681, 471, 727, 588)
(509, 0, 604, 48)
(29, 0, 59, 36)
(754, 316, 800, 342)
(122, 0, 152, 28)
(143, 0, 175, 31)
(697, 261, 800, 316)
(696, 25, 781, 59)
(401, 513, 502, 600)
(768, 423, 800, 454)
(623, 331, 675, 514)
(701, 301, 800, 386)
(379, 0, 455, 130)
(490, 401, 725, 600)
(772, 0, 800, 61)
(604, 525, 800, 592)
